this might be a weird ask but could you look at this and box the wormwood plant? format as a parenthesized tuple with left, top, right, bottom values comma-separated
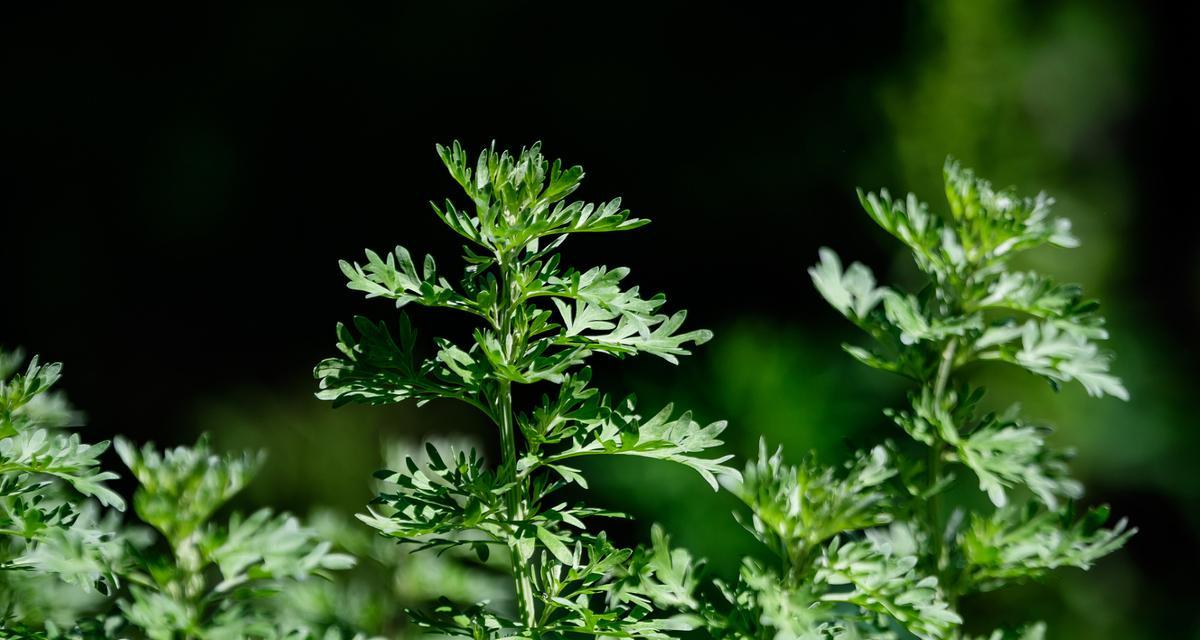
(314, 145, 1133, 639)
(0, 362, 362, 639)
(719, 159, 1130, 639)
(627, 162, 1135, 640)
(0, 349, 125, 631)
(316, 141, 736, 637)
(112, 436, 356, 639)
(2, 145, 1134, 640)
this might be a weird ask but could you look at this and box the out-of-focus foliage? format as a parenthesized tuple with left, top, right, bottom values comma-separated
(0, 355, 382, 639)
(617, 161, 1135, 640)
(701, 442, 963, 640)
(111, 436, 356, 639)
(317, 141, 735, 638)
(186, 396, 539, 638)
(875, 7, 1191, 637)
(616, 7, 1182, 634)
(273, 439, 509, 638)
(772, 161, 1131, 638)
(0, 349, 125, 633)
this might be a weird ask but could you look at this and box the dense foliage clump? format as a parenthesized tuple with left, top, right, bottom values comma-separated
(1, 143, 1132, 639)
(317, 144, 1131, 639)
(0, 350, 124, 634)
(0, 351, 354, 639)
(113, 435, 355, 638)
(704, 159, 1132, 639)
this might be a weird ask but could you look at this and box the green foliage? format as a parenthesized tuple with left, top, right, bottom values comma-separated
(692, 160, 1132, 640)
(0, 352, 362, 638)
(791, 159, 1133, 637)
(111, 436, 355, 639)
(731, 442, 895, 566)
(3, 148, 1136, 640)
(0, 349, 125, 628)
(315, 145, 1133, 640)
(705, 446, 959, 640)
(317, 141, 734, 638)
(272, 440, 509, 638)
(959, 504, 1130, 592)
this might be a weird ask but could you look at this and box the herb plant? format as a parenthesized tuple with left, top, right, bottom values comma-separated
(1, 147, 1136, 640)
(111, 435, 356, 639)
(0, 349, 125, 631)
(0, 351, 360, 638)
(704, 159, 1132, 639)
(316, 141, 736, 638)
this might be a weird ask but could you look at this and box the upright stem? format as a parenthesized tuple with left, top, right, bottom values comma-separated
(172, 534, 203, 638)
(926, 338, 957, 576)
(498, 379, 536, 625)
(496, 259, 537, 627)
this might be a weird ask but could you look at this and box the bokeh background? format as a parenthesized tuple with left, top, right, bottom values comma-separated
(3, 1, 1197, 637)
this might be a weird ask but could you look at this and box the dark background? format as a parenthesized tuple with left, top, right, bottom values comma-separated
(3, 2, 1197, 637)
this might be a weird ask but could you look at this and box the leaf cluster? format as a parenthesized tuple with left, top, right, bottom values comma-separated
(317, 142, 734, 639)
(271, 440, 510, 638)
(795, 159, 1134, 637)
(0, 349, 126, 622)
(110, 436, 356, 639)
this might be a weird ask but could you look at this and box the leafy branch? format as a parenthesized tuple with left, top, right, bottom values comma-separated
(318, 141, 734, 638)
(803, 158, 1133, 636)
(112, 436, 355, 639)
(0, 349, 126, 613)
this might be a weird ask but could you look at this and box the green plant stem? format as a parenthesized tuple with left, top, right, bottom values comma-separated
(497, 259, 537, 628)
(170, 535, 204, 636)
(927, 338, 957, 575)
(498, 378, 536, 626)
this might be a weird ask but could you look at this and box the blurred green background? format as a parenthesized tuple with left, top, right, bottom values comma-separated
(3, 1, 1196, 637)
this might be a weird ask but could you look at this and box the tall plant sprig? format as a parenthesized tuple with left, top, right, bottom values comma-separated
(802, 159, 1133, 636)
(317, 142, 735, 637)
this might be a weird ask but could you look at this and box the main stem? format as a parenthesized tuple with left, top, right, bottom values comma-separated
(173, 534, 204, 639)
(497, 260, 537, 627)
(927, 338, 957, 578)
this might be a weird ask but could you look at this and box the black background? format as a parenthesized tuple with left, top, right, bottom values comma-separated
(6, 2, 1192, 436)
